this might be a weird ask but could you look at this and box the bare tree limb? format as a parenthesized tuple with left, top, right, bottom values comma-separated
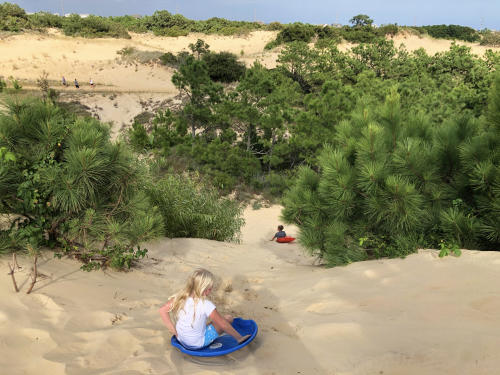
(26, 254, 38, 295)
(8, 254, 19, 293)
(13, 252, 21, 270)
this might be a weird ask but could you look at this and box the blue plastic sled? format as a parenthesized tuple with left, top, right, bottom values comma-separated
(171, 318, 257, 357)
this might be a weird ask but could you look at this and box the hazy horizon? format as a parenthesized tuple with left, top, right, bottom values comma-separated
(11, 0, 500, 30)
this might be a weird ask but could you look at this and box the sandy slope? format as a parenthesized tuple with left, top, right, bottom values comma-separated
(1, 30, 497, 94)
(0, 30, 278, 93)
(1, 206, 499, 375)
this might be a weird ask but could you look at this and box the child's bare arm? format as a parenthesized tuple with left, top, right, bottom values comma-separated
(159, 299, 177, 336)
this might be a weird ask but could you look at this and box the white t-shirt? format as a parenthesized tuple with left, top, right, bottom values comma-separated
(176, 297, 216, 348)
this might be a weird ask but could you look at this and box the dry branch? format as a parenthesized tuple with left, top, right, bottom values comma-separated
(26, 254, 38, 294)
(8, 253, 19, 293)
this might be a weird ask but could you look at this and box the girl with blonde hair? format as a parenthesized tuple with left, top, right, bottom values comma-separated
(159, 268, 250, 349)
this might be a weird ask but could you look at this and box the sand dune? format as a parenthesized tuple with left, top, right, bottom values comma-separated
(1, 206, 499, 374)
(1, 30, 496, 94)
(0, 30, 278, 93)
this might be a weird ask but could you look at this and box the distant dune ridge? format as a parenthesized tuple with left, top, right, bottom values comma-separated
(1, 206, 500, 374)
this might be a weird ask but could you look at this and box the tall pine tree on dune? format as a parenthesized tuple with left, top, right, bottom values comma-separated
(282, 73, 500, 266)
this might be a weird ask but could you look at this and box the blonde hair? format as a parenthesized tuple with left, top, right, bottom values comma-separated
(170, 268, 215, 323)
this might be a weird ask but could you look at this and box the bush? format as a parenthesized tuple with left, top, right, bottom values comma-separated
(202, 51, 246, 83)
(0, 98, 163, 269)
(341, 25, 379, 43)
(62, 14, 131, 39)
(128, 122, 153, 152)
(189, 139, 262, 192)
(266, 22, 283, 31)
(480, 30, 500, 47)
(282, 83, 500, 266)
(28, 12, 63, 28)
(146, 174, 244, 242)
(418, 24, 480, 42)
(159, 52, 178, 67)
(314, 25, 341, 41)
(377, 24, 399, 37)
(0, 2, 29, 31)
(277, 23, 315, 43)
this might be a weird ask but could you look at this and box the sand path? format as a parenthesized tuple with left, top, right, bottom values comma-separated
(1, 205, 499, 374)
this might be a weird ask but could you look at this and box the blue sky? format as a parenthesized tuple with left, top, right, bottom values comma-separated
(13, 0, 500, 30)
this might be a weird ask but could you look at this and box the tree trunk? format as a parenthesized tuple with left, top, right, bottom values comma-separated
(268, 132, 276, 173)
(246, 124, 252, 151)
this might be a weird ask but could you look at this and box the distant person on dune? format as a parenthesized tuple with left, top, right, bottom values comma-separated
(159, 268, 250, 349)
(270, 225, 286, 241)
(74, 78, 79, 89)
(89, 78, 94, 88)
(61, 76, 66, 86)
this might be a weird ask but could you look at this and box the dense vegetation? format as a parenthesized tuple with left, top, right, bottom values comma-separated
(0, 97, 244, 270)
(125, 34, 499, 265)
(0, 2, 488, 46)
(264, 16, 483, 49)
(0, 2, 266, 37)
(130, 39, 499, 196)
(415, 25, 480, 42)
(2, 2, 499, 267)
(282, 78, 500, 265)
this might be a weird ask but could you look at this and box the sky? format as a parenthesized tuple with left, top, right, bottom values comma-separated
(12, 0, 500, 30)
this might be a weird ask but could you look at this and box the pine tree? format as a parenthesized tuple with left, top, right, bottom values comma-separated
(283, 76, 500, 266)
(0, 98, 163, 268)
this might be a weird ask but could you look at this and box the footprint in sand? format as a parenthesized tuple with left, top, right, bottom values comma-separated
(243, 288, 259, 301)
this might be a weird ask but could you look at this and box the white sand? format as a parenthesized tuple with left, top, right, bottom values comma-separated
(1, 205, 499, 375)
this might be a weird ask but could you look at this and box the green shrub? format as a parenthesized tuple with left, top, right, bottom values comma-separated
(62, 14, 131, 39)
(0, 98, 163, 269)
(266, 22, 283, 31)
(277, 23, 315, 43)
(162, 25, 190, 37)
(480, 30, 500, 47)
(417, 24, 480, 42)
(0, 2, 29, 31)
(159, 52, 178, 66)
(202, 51, 246, 83)
(28, 12, 63, 28)
(110, 15, 148, 33)
(314, 25, 341, 41)
(341, 25, 379, 43)
(264, 39, 282, 50)
(146, 174, 244, 241)
(377, 24, 399, 37)
(282, 81, 500, 266)
(128, 122, 153, 152)
(145, 10, 193, 33)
